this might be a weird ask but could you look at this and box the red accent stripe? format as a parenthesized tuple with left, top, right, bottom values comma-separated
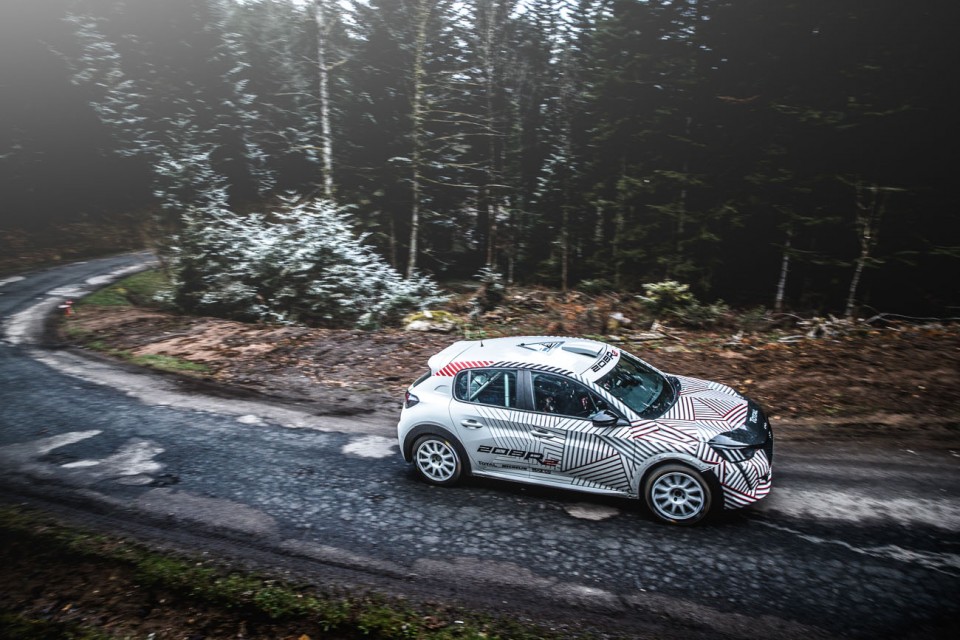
(435, 360, 495, 377)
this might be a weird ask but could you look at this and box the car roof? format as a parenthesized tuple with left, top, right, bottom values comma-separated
(428, 336, 621, 380)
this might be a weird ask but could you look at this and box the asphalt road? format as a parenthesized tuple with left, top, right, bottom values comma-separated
(1, 254, 958, 639)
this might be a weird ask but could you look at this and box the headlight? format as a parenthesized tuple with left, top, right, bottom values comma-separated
(708, 433, 761, 462)
(709, 442, 758, 463)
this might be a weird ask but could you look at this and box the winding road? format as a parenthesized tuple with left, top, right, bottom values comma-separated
(1, 254, 957, 639)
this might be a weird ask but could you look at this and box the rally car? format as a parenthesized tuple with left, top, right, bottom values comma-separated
(397, 336, 773, 524)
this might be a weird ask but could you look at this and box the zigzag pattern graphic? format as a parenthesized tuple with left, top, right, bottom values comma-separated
(662, 395, 748, 430)
(600, 433, 682, 466)
(695, 441, 724, 465)
(524, 412, 582, 431)
(476, 406, 531, 451)
(647, 423, 699, 445)
(455, 372, 771, 509)
(714, 451, 771, 508)
(677, 377, 713, 394)
(569, 455, 632, 492)
(675, 375, 740, 399)
(541, 436, 565, 463)
(628, 421, 660, 439)
(560, 430, 617, 472)
(724, 476, 772, 508)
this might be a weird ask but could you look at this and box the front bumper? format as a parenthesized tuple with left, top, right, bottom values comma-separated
(716, 451, 773, 509)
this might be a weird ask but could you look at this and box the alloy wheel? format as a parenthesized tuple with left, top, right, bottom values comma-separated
(414, 437, 460, 484)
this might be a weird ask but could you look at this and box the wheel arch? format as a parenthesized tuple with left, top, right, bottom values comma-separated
(401, 423, 465, 465)
(634, 453, 720, 500)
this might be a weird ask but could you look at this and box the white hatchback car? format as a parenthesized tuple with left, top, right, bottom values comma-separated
(397, 336, 773, 524)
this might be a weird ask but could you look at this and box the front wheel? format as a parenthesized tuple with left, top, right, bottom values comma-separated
(643, 463, 712, 525)
(412, 435, 465, 486)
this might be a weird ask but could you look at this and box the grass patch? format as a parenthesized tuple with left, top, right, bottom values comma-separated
(79, 269, 171, 308)
(127, 353, 210, 374)
(0, 506, 585, 640)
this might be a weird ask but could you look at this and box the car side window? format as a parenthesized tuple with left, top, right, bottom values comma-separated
(454, 369, 517, 408)
(532, 372, 609, 419)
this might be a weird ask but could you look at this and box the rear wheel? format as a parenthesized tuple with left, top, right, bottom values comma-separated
(644, 463, 712, 525)
(412, 435, 464, 486)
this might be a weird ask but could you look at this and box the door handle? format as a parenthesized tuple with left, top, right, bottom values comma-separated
(531, 429, 553, 438)
(461, 419, 484, 429)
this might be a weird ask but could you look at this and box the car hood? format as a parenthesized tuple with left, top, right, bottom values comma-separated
(654, 375, 756, 440)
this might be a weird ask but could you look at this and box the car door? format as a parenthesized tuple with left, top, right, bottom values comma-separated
(448, 368, 536, 479)
(529, 372, 634, 494)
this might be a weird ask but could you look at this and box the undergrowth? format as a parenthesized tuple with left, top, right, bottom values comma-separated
(0, 506, 582, 640)
(79, 269, 171, 308)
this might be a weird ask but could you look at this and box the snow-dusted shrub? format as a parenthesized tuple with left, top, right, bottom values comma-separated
(638, 280, 728, 328)
(169, 197, 444, 328)
(471, 266, 506, 313)
(637, 280, 697, 315)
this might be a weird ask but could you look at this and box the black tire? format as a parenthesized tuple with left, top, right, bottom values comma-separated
(643, 463, 713, 525)
(411, 434, 465, 486)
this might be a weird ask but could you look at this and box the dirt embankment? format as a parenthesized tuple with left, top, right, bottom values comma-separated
(60, 291, 960, 449)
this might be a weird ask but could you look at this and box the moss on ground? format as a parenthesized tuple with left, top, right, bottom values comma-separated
(0, 506, 594, 640)
(78, 269, 171, 308)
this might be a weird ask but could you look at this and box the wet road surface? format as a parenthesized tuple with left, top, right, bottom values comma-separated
(1, 255, 957, 639)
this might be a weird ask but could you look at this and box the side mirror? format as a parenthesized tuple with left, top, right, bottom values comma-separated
(591, 410, 621, 428)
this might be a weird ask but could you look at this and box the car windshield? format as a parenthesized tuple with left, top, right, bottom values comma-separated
(597, 353, 676, 418)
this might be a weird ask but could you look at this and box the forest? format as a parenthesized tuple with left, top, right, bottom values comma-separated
(1, 0, 956, 320)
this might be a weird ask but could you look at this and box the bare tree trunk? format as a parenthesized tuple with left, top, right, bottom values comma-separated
(406, 0, 431, 279)
(479, 0, 507, 270)
(506, 195, 515, 283)
(594, 203, 603, 244)
(844, 246, 868, 320)
(561, 205, 570, 292)
(774, 225, 793, 313)
(844, 181, 896, 320)
(677, 118, 692, 243)
(488, 195, 500, 268)
(389, 214, 397, 269)
(314, 1, 334, 199)
(613, 207, 625, 289)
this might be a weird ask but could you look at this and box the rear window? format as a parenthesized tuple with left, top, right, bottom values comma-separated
(454, 369, 517, 408)
(412, 370, 431, 387)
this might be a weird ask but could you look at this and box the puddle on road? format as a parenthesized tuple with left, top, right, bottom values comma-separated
(342, 435, 396, 458)
(62, 459, 100, 468)
(564, 503, 620, 521)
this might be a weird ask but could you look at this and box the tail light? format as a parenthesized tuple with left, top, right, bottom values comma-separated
(404, 391, 420, 409)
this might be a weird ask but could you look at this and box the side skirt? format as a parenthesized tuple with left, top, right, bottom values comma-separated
(471, 468, 634, 498)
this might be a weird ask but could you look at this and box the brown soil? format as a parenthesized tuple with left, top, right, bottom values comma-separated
(61, 289, 960, 449)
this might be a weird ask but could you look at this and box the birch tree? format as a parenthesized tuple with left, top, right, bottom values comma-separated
(843, 181, 903, 319)
(471, 0, 517, 270)
(405, 0, 432, 278)
(313, 0, 336, 199)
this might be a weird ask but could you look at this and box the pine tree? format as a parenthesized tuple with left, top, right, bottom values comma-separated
(66, 0, 272, 219)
